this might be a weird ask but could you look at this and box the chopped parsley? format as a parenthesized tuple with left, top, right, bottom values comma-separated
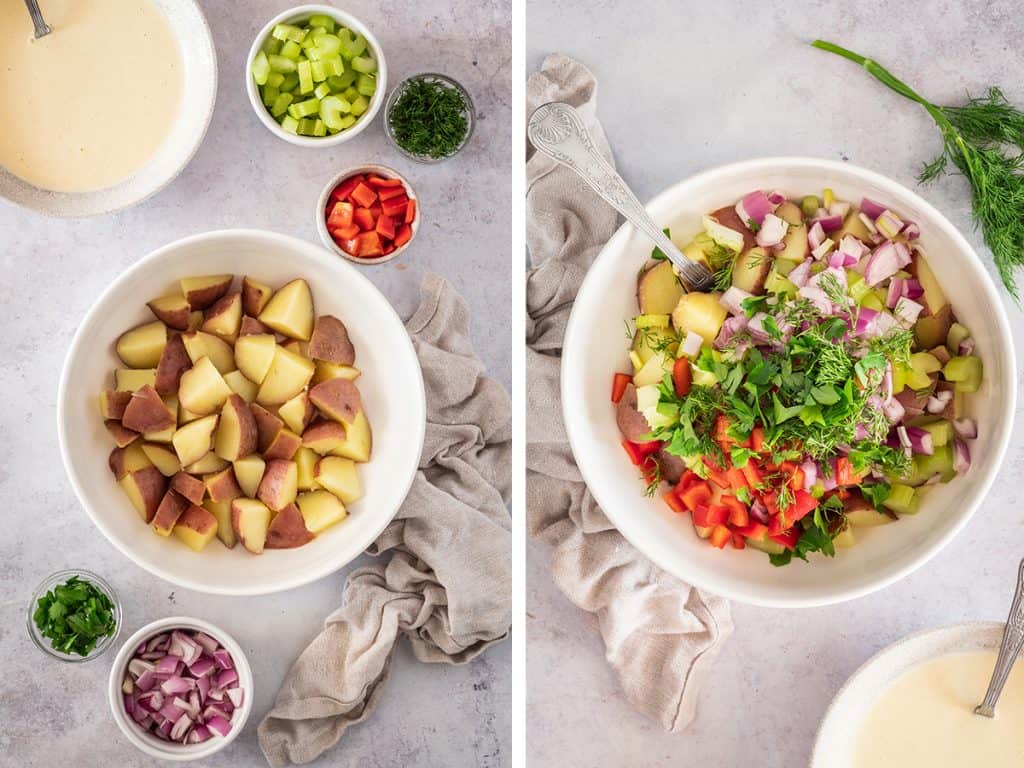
(33, 575, 117, 656)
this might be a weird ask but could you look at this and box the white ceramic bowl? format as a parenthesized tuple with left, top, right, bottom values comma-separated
(245, 5, 386, 147)
(316, 164, 420, 265)
(57, 230, 425, 595)
(562, 157, 1015, 608)
(0, 0, 216, 218)
(810, 621, 1003, 767)
(108, 616, 253, 762)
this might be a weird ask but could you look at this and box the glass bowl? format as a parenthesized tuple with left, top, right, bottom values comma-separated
(27, 569, 122, 662)
(384, 73, 475, 163)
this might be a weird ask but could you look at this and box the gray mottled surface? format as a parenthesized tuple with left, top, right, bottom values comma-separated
(0, 1, 511, 766)
(527, 1, 1024, 766)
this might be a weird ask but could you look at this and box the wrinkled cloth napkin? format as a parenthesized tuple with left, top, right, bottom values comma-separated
(526, 54, 733, 731)
(259, 274, 512, 767)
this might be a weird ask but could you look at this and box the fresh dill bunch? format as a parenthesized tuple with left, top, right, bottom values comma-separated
(812, 40, 1024, 299)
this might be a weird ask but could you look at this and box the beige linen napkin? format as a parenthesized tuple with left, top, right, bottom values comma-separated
(526, 54, 734, 731)
(258, 274, 511, 767)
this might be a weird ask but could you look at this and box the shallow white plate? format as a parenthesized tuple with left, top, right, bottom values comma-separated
(562, 157, 1015, 607)
(810, 621, 1003, 768)
(58, 230, 425, 595)
(0, 0, 216, 218)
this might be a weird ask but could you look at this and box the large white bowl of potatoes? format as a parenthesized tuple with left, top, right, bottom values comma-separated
(57, 229, 425, 595)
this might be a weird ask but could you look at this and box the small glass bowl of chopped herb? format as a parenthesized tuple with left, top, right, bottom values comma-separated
(384, 73, 475, 162)
(28, 570, 121, 662)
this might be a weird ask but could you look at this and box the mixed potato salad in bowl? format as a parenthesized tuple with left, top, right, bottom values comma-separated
(613, 189, 981, 564)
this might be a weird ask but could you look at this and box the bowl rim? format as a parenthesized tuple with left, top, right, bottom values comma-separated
(56, 228, 426, 595)
(107, 615, 254, 761)
(26, 568, 122, 662)
(809, 620, 1004, 767)
(561, 155, 1017, 608)
(315, 163, 421, 265)
(0, 0, 216, 219)
(244, 4, 387, 148)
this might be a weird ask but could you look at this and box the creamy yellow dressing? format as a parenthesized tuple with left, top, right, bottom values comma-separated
(852, 651, 1024, 767)
(0, 0, 182, 192)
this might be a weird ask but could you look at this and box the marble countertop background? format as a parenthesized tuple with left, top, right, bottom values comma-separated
(0, 1, 511, 766)
(527, 1, 1024, 765)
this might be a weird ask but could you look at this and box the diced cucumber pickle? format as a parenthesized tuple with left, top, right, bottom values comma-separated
(910, 352, 942, 375)
(349, 95, 369, 116)
(287, 97, 321, 119)
(920, 420, 954, 448)
(271, 92, 294, 117)
(947, 322, 971, 353)
(314, 82, 331, 99)
(635, 314, 670, 329)
(266, 71, 285, 89)
(351, 55, 377, 74)
(252, 51, 270, 85)
(261, 85, 279, 107)
(297, 60, 314, 94)
(279, 40, 302, 60)
(356, 74, 376, 97)
(268, 54, 297, 74)
(338, 29, 367, 58)
(272, 23, 307, 43)
(281, 115, 299, 134)
(308, 14, 336, 32)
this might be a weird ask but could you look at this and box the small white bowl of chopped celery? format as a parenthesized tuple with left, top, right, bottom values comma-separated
(246, 5, 386, 146)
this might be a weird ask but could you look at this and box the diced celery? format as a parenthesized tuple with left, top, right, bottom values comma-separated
(910, 352, 942, 375)
(271, 92, 294, 117)
(261, 85, 279, 108)
(944, 355, 982, 393)
(272, 23, 307, 43)
(909, 445, 954, 484)
(920, 420, 954, 448)
(342, 86, 359, 101)
(351, 55, 377, 74)
(300, 30, 321, 50)
(810, 261, 827, 274)
(280, 40, 302, 60)
(349, 95, 369, 116)
(337, 29, 367, 58)
(279, 72, 299, 92)
(310, 60, 327, 83)
(266, 71, 285, 89)
(319, 95, 349, 130)
(322, 55, 345, 78)
(297, 60, 314, 94)
(312, 119, 327, 137)
(883, 484, 918, 515)
(287, 97, 321, 119)
(800, 195, 819, 218)
(296, 117, 318, 136)
(262, 36, 282, 55)
(328, 71, 356, 93)
(268, 54, 297, 73)
(308, 13, 336, 31)
(281, 115, 299, 134)
(355, 76, 374, 99)
(251, 51, 270, 85)
(313, 32, 343, 55)
(314, 82, 331, 99)
(947, 322, 971, 353)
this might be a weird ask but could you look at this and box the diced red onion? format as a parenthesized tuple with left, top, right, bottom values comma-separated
(829, 201, 851, 219)
(787, 259, 813, 288)
(799, 460, 817, 489)
(714, 315, 747, 349)
(161, 676, 194, 695)
(905, 426, 934, 455)
(808, 221, 826, 249)
(855, 307, 879, 336)
(886, 279, 903, 309)
(748, 499, 769, 524)
(874, 311, 898, 336)
(959, 337, 975, 355)
(207, 687, 225, 702)
(854, 423, 870, 441)
(719, 285, 752, 316)
(192, 633, 219, 655)
(681, 331, 704, 358)
(227, 688, 245, 709)
(926, 389, 953, 414)
(173, 695, 197, 717)
(883, 397, 905, 423)
(815, 213, 844, 233)
(128, 659, 154, 678)
(188, 656, 217, 678)
(170, 631, 203, 666)
(203, 704, 231, 722)
(159, 700, 185, 722)
(767, 190, 786, 205)
(812, 238, 835, 260)
(798, 285, 832, 313)
(860, 197, 888, 219)
(170, 714, 193, 742)
(820, 462, 838, 491)
(858, 212, 878, 235)
(139, 651, 165, 661)
(747, 312, 771, 342)
(894, 297, 924, 325)
(197, 675, 211, 704)
(953, 419, 978, 439)
(810, 266, 847, 293)
(755, 213, 789, 247)
(864, 241, 903, 286)
(903, 221, 921, 239)
(206, 715, 233, 738)
(213, 649, 234, 670)
(138, 690, 164, 711)
(875, 209, 904, 239)
(135, 669, 157, 692)
(215, 669, 238, 689)
(154, 655, 181, 676)
(828, 251, 857, 269)
(904, 277, 924, 299)
(157, 718, 174, 739)
(735, 190, 776, 226)
(894, 241, 912, 267)
(953, 439, 971, 473)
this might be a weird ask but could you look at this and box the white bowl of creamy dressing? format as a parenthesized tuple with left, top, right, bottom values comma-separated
(0, 0, 216, 217)
(812, 622, 1024, 768)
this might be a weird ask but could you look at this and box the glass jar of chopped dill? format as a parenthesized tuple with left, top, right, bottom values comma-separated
(384, 73, 475, 162)
(28, 570, 121, 662)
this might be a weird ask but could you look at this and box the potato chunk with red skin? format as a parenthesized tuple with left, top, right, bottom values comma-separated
(307, 315, 355, 365)
(154, 334, 192, 396)
(257, 459, 298, 511)
(122, 385, 176, 434)
(119, 466, 167, 523)
(308, 378, 361, 424)
(172, 504, 219, 551)
(171, 471, 206, 506)
(264, 502, 314, 549)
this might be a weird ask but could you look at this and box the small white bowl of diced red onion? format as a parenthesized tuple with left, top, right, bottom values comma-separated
(316, 164, 419, 265)
(108, 617, 252, 761)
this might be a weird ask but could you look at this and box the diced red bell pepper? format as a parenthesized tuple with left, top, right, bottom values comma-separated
(365, 175, 404, 189)
(610, 372, 632, 404)
(706, 468, 730, 489)
(356, 231, 384, 257)
(679, 482, 713, 513)
(393, 224, 413, 248)
(731, 533, 746, 550)
(350, 182, 378, 208)
(382, 243, 395, 255)
(330, 223, 361, 241)
(405, 198, 417, 224)
(694, 504, 729, 528)
(663, 490, 687, 514)
(714, 415, 734, 449)
(381, 195, 409, 219)
(762, 490, 780, 517)
(768, 513, 788, 536)
(740, 460, 763, 489)
(641, 457, 659, 486)
(788, 490, 819, 522)
(779, 461, 805, 492)
(725, 467, 749, 492)
(721, 495, 748, 527)
(622, 439, 661, 466)
(750, 426, 765, 453)
(769, 528, 801, 549)
(709, 525, 732, 549)
(732, 522, 768, 540)
(672, 356, 692, 398)
(327, 201, 354, 229)
(835, 456, 865, 486)
(376, 213, 396, 240)
(353, 207, 376, 231)
(675, 470, 702, 495)
(378, 184, 407, 201)
(331, 174, 363, 202)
